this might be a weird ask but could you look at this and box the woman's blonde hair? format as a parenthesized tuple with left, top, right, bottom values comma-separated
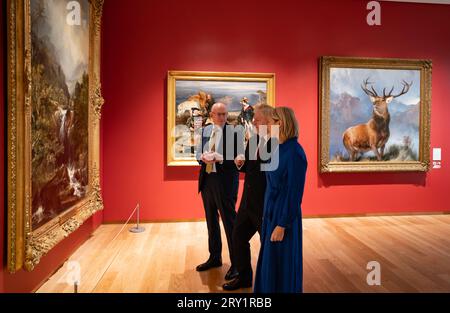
(271, 107, 299, 141)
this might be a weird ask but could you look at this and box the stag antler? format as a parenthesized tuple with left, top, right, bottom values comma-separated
(385, 80, 413, 98)
(383, 86, 395, 98)
(361, 78, 379, 97)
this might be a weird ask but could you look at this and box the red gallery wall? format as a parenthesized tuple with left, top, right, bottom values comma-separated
(1, 0, 450, 293)
(101, 0, 450, 223)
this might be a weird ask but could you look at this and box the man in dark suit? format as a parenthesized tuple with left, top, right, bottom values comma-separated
(223, 104, 275, 291)
(196, 102, 242, 281)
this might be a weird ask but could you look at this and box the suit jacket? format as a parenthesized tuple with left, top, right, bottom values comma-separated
(238, 136, 274, 221)
(197, 123, 240, 195)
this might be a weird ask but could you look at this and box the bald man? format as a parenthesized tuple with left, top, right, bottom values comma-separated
(196, 102, 240, 281)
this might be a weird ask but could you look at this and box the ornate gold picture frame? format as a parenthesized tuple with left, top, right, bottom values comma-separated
(167, 71, 275, 166)
(7, 0, 104, 272)
(319, 56, 432, 173)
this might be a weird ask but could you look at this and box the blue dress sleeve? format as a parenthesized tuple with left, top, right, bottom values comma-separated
(278, 149, 307, 228)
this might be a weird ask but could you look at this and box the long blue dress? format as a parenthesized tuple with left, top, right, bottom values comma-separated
(254, 137, 307, 293)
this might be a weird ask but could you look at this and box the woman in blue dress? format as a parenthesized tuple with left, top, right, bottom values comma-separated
(254, 107, 307, 293)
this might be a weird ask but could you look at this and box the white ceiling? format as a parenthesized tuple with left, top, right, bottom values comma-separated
(381, 0, 450, 4)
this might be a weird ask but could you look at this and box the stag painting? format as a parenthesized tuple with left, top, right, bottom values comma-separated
(320, 57, 432, 172)
(328, 67, 421, 163)
(343, 78, 412, 161)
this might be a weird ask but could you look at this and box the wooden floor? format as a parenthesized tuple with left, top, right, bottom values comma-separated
(37, 215, 450, 293)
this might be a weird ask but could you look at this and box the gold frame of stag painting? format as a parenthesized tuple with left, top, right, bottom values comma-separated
(167, 71, 275, 166)
(7, 0, 104, 273)
(319, 56, 432, 173)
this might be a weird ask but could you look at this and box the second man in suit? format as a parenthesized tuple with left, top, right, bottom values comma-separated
(223, 104, 275, 290)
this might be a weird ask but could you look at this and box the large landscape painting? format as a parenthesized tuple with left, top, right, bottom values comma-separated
(31, 0, 90, 229)
(7, 0, 104, 272)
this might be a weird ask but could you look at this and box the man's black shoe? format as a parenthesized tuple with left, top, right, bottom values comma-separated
(196, 259, 222, 272)
(224, 266, 239, 280)
(223, 277, 252, 291)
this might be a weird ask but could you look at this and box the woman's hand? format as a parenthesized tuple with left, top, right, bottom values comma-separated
(270, 226, 285, 242)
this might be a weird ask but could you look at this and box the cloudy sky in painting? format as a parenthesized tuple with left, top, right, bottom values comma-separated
(176, 80, 268, 111)
(176, 81, 267, 93)
(330, 68, 420, 105)
(32, 0, 89, 93)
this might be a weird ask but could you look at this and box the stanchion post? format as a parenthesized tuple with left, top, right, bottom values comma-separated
(129, 203, 145, 233)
